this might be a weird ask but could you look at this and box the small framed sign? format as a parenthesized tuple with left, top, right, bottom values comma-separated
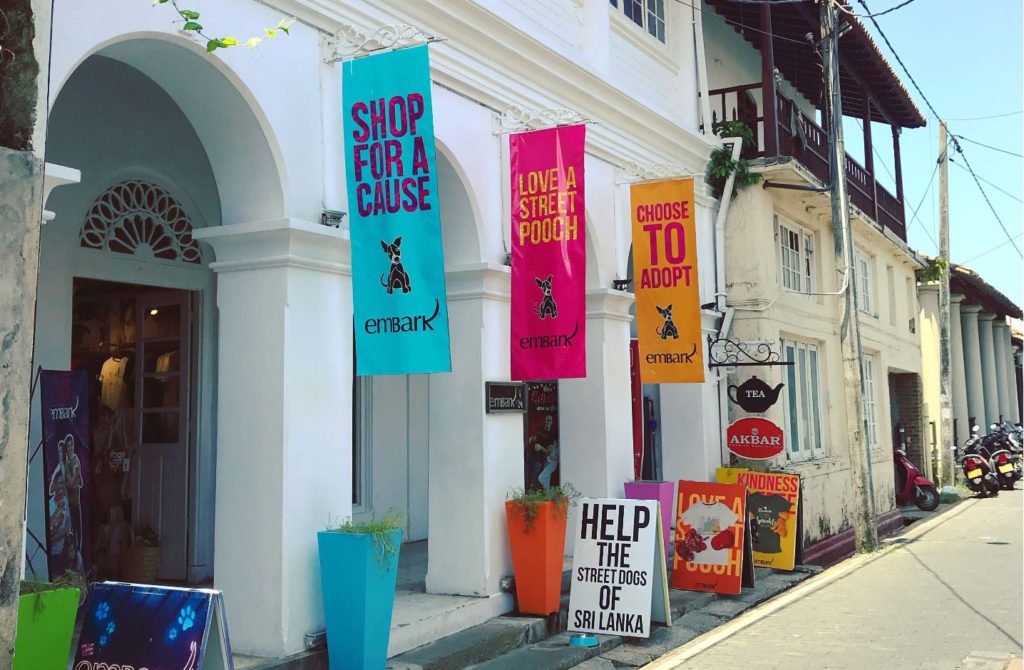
(485, 381, 526, 413)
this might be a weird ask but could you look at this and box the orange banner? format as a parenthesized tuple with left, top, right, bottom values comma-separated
(630, 178, 704, 383)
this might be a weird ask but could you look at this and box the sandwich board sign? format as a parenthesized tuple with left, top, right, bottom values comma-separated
(568, 498, 671, 638)
(73, 582, 233, 670)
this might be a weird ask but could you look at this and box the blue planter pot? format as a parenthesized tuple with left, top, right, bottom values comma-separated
(317, 528, 402, 669)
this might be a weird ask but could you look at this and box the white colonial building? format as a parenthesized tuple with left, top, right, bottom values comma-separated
(27, 0, 737, 660)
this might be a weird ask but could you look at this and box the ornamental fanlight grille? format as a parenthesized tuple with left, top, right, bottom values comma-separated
(80, 180, 202, 264)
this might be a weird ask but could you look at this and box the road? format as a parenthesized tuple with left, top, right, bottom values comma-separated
(664, 489, 1023, 670)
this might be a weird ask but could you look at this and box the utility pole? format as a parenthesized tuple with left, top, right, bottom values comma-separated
(937, 121, 953, 487)
(820, 0, 878, 551)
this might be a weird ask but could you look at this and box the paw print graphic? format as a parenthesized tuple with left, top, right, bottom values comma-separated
(178, 605, 196, 632)
(168, 626, 179, 641)
(95, 602, 110, 621)
(99, 634, 108, 647)
(106, 620, 116, 636)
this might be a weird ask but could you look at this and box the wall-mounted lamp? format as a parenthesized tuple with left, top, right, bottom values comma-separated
(611, 278, 632, 292)
(321, 210, 346, 228)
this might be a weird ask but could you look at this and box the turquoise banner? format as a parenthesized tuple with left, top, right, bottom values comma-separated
(343, 45, 451, 375)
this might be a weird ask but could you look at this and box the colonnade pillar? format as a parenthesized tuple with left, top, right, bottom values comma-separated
(960, 305, 986, 430)
(426, 264, 521, 601)
(949, 294, 969, 445)
(977, 313, 1000, 428)
(195, 219, 353, 657)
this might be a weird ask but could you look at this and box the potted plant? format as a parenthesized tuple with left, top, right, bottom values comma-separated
(317, 511, 404, 670)
(13, 572, 84, 670)
(505, 484, 578, 616)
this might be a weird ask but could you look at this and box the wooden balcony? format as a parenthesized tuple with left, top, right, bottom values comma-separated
(709, 83, 907, 242)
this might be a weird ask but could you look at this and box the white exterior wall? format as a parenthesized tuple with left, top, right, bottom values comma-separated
(36, 0, 720, 658)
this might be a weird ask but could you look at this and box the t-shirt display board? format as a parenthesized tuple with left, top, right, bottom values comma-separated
(568, 498, 671, 638)
(73, 582, 233, 670)
(671, 481, 746, 595)
(738, 471, 800, 570)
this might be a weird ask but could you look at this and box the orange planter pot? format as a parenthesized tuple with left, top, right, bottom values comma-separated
(505, 499, 567, 615)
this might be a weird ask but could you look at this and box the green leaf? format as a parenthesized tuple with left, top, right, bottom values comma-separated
(265, 28, 277, 38)
(276, 17, 295, 34)
(180, 9, 199, 19)
(246, 37, 262, 48)
(219, 37, 239, 46)
(206, 39, 221, 52)
(183, 21, 202, 31)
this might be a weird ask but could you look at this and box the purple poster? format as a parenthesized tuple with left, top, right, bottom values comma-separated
(74, 582, 231, 670)
(40, 369, 93, 580)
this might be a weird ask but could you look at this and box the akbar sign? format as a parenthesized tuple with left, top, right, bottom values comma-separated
(726, 417, 785, 460)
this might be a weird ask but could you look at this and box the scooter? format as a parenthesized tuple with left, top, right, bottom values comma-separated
(893, 446, 940, 511)
(984, 424, 1018, 490)
(958, 425, 1001, 498)
(992, 422, 1023, 482)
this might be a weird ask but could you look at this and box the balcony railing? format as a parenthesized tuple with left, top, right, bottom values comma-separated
(709, 84, 907, 242)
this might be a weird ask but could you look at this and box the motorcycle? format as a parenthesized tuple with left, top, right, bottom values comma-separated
(958, 425, 1001, 498)
(893, 446, 940, 510)
(985, 424, 1020, 489)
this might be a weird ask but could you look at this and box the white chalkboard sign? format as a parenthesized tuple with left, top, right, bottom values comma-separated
(567, 498, 671, 638)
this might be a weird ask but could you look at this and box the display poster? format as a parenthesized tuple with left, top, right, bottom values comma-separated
(74, 582, 233, 670)
(737, 471, 800, 570)
(630, 178, 704, 383)
(510, 124, 587, 380)
(343, 44, 451, 375)
(524, 382, 560, 490)
(671, 481, 745, 595)
(715, 467, 750, 484)
(40, 369, 93, 580)
(568, 498, 670, 638)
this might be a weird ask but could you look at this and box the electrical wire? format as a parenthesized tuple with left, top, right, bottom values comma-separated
(906, 159, 940, 252)
(835, 0, 921, 19)
(858, 0, 1023, 259)
(669, 0, 817, 46)
(948, 160, 1023, 204)
(952, 134, 1023, 160)
(945, 111, 1023, 122)
(960, 233, 1024, 266)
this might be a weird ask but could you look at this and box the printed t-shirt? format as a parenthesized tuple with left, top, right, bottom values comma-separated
(747, 492, 793, 554)
(681, 501, 739, 566)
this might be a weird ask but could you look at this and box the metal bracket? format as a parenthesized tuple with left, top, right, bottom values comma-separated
(615, 160, 699, 185)
(706, 334, 794, 368)
(493, 105, 595, 135)
(324, 23, 445, 63)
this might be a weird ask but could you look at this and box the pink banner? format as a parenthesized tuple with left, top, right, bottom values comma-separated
(510, 125, 587, 380)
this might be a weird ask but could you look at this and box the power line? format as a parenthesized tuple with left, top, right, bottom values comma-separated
(948, 160, 1023, 204)
(669, 0, 816, 46)
(857, 0, 1023, 258)
(952, 134, 1023, 159)
(960, 233, 1024, 266)
(835, 0, 921, 19)
(945, 110, 1023, 122)
(906, 159, 940, 252)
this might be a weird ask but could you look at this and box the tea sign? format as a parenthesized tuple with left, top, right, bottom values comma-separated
(727, 375, 784, 414)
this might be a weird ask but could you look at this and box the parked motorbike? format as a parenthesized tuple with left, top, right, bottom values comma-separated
(985, 424, 1020, 489)
(893, 446, 940, 510)
(957, 425, 1001, 498)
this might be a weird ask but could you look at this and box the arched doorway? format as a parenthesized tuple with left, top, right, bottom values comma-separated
(29, 37, 284, 585)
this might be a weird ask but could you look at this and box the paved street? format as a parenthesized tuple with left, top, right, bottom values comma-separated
(668, 491, 1023, 670)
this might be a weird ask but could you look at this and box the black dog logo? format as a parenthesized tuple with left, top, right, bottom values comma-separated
(533, 274, 558, 319)
(655, 304, 679, 339)
(380, 237, 411, 294)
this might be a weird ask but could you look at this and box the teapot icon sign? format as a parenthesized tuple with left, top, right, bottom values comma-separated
(727, 375, 785, 413)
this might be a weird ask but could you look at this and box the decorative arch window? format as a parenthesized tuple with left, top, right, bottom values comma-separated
(80, 180, 202, 264)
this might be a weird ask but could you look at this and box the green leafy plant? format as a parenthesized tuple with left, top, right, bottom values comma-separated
(506, 483, 580, 533)
(707, 120, 762, 199)
(153, 0, 294, 52)
(325, 510, 405, 566)
(918, 256, 948, 282)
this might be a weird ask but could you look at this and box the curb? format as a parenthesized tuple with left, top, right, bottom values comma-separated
(643, 498, 979, 669)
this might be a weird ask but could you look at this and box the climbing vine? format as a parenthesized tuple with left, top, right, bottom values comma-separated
(153, 0, 294, 52)
(707, 120, 761, 200)
(918, 256, 948, 282)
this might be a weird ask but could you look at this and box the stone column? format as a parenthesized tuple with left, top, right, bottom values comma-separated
(1014, 346, 1023, 423)
(560, 288, 635, 498)
(960, 305, 986, 431)
(992, 321, 1011, 424)
(426, 264, 521, 604)
(977, 313, 1000, 428)
(195, 219, 353, 657)
(949, 295, 970, 445)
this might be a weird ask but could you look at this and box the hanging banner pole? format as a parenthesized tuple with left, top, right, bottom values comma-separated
(509, 124, 587, 380)
(343, 44, 451, 376)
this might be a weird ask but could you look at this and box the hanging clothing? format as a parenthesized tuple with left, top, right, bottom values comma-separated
(99, 356, 130, 409)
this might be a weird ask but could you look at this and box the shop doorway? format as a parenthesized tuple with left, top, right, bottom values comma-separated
(72, 278, 196, 582)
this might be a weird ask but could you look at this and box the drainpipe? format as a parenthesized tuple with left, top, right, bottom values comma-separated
(691, 0, 714, 136)
(712, 137, 744, 466)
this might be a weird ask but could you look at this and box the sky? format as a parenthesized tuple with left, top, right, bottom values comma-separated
(838, 0, 1023, 306)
